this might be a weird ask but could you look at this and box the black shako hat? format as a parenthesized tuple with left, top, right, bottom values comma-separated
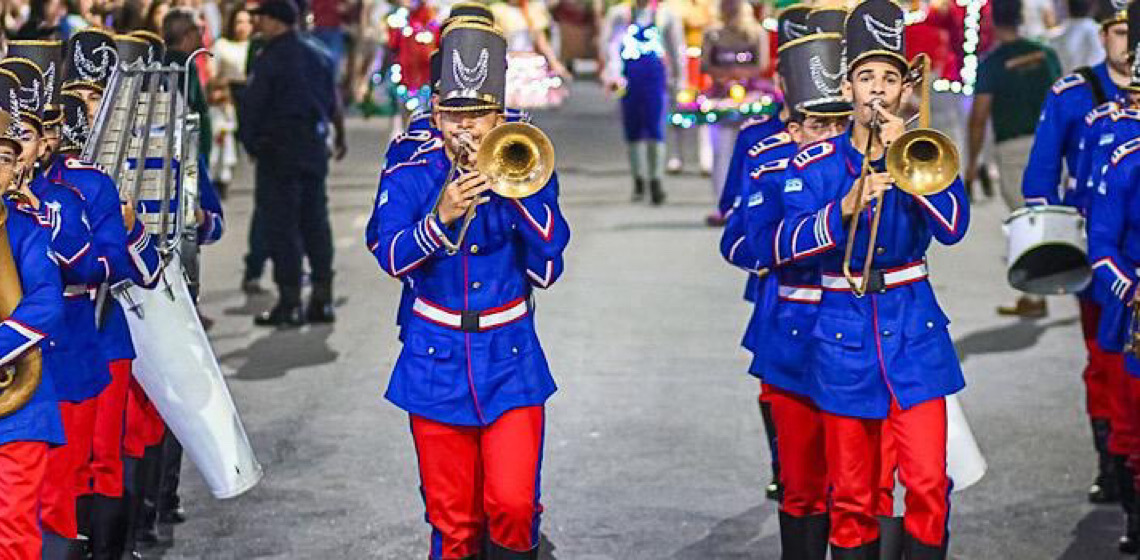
(438, 23, 507, 111)
(0, 69, 27, 150)
(779, 32, 852, 117)
(1, 58, 46, 130)
(252, 0, 299, 26)
(1096, 0, 1129, 27)
(6, 40, 62, 126)
(808, 7, 847, 34)
(448, 1, 494, 22)
(777, 6, 811, 48)
(59, 90, 89, 152)
(116, 31, 165, 65)
(845, 0, 907, 74)
(62, 29, 118, 92)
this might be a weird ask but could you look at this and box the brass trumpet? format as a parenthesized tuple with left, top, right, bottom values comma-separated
(0, 199, 42, 417)
(432, 122, 556, 254)
(1128, 304, 1140, 362)
(843, 54, 960, 296)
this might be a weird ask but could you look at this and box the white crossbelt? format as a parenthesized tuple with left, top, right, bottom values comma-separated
(821, 262, 929, 291)
(412, 297, 530, 332)
(63, 285, 92, 298)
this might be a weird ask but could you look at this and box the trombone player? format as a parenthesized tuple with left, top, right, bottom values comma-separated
(779, 0, 970, 556)
(371, 21, 570, 560)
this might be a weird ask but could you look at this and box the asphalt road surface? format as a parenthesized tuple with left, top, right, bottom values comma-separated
(146, 82, 1119, 559)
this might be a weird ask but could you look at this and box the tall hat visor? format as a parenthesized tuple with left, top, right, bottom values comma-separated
(845, 0, 907, 73)
(777, 6, 812, 48)
(438, 23, 508, 111)
(448, 1, 495, 22)
(5, 40, 62, 123)
(0, 69, 25, 151)
(1128, 0, 1140, 90)
(59, 90, 89, 152)
(0, 59, 46, 129)
(808, 7, 847, 34)
(1096, 0, 1129, 27)
(779, 33, 852, 117)
(62, 29, 119, 92)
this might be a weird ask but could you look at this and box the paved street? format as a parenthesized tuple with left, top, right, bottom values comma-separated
(147, 82, 1120, 559)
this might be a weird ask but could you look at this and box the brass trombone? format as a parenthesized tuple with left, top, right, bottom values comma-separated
(1128, 304, 1140, 362)
(0, 199, 42, 417)
(843, 54, 961, 296)
(431, 121, 556, 254)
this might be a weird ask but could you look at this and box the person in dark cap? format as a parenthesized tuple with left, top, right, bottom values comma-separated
(371, 21, 569, 560)
(240, 0, 346, 326)
(778, 0, 972, 557)
(719, 27, 850, 560)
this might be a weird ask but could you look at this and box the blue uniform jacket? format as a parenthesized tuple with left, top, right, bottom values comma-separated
(1089, 136, 1140, 355)
(781, 129, 971, 418)
(1071, 101, 1123, 212)
(721, 128, 795, 303)
(717, 110, 786, 217)
(195, 154, 225, 245)
(1023, 63, 1123, 207)
(31, 175, 111, 403)
(0, 196, 65, 447)
(372, 145, 570, 426)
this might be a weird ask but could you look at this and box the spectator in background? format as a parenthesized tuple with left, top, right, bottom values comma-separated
(1049, 0, 1104, 72)
(14, 0, 66, 39)
(968, 0, 1061, 208)
(163, 7, 213, 162)
(145, 0, 170, 32)
(1021, 0, 1056, 39)
(113, 0, 150, 32)
(209, 4, 253, 198)
(310, 0, 346, 77)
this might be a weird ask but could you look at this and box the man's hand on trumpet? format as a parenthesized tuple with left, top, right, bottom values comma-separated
(842, 172, 893, 218)
(438, 170, 492, 226)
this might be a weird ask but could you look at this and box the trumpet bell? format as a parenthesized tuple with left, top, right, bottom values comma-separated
(886, 128, 960, 197)
(475, 122, 556, 199)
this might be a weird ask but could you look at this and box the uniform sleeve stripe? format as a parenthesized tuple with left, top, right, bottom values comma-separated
(526, 260, 554, 287)
(57, 242, 91, 266)
(1093, 258, 1135, 299)
(512, 200, 554, 241)
(914, 193, 959, 234)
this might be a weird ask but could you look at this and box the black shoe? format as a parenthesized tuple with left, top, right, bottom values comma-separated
(649, 179, 666, 205)
(306, 300, 336, 323)
(778, 512, 829, 560)
(830, 539, 880, 560)
(254, 303, 305, 328)
(158, 506, 186, 525)
(241, 279, 266, 295)
(902, 531, 948, 560)
(486, 541, 537, 559)
(766, 480, 783, 501)
(632, 178, 646, 202)
(1117, 454, 1138, 554)
(1090, 419, 1120, 504)
(89, 495, 128, 560)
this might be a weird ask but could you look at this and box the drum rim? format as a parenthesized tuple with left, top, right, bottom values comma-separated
(1004, 204, 1084, 223)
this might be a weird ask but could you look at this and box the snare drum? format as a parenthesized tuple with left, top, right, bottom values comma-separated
(1003, 205, 1091, 295)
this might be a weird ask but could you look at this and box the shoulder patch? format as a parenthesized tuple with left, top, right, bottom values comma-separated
(1052, 72, 1086, 95)
(1087, 101, 1120, 125)
(749, 157, 790, 180)
(411, 137, 443, 157)
(792, 140, 836, 169)
(1111, 137, 1140, 165)
(748, 132, 793, 158)
(382, 158, 428, 177)
(396, 129, 433, 144)
(63, 158, 104, 172)
(784, 178, 803, 193)
(740, 114, 772, 130)
(747, 190, 765, 207)
(1114, 109, 1140, 122)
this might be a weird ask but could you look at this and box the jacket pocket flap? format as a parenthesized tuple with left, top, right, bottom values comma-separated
(812, 315, 864, 349)
(408, 334, 453, 359)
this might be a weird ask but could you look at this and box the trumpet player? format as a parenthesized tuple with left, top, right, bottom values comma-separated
(778, 0, 971, 556)
(0, 68, 66, 560)
(372, 22, 569, 559)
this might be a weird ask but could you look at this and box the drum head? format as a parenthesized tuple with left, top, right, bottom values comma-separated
(1008, 242, 1092, 295)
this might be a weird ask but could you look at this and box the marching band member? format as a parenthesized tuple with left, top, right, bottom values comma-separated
(1018, 0, 1133, 506)
(781, 0, 970, 555)
(600, 0, 685, 205)
(724, 29, 850, 559)
(0, 67, 66, 560)
(372, 21, 569, 559)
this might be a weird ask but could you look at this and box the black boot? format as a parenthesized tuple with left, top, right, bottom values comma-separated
(1116, 455, 1139, 554)
(902, 531, 947, 560)
(486, 541, 538, 559)
(307, 281, 336, 323)
(830, 540, 880, 560)
(77, 494, 93, 540)
(157, 432, 185, 525)
(760, 400, 782, 501)
(778, 512, 829, 560)
(255, 285, 305, 328)
(132, 446, 162, 547)
(1090, 419, 1119, 503)
(89, 495, 128, 560)
(649, 179, 666, 205)
(879, 516, 904, 560)
(42, 531, 85, 560)
(632, 178, 646, 202)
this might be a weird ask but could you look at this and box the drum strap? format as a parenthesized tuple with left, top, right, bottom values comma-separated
(1076, 66, 1107, 106)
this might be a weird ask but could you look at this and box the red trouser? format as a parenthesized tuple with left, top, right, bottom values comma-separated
(1106, 353, 1138, 456)
(824, 398, 950, 549)
(124, 378, 165, 459)
(1080, 300, 1114, 420)
(89, 359, 131, 497)
(410, 406, 545, 559)
(41, 399, 97, 538)
(0, 441, 48, 560)
(877, 419, 897, 517)
(765, 385, 828, 516)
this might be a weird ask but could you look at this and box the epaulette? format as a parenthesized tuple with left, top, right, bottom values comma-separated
(382, 158, 427, 177)
(748, 132, 793, 158)
(741, 114, 772, 130)
(411, 138, 443, 158)
(63, 158, 104, 172)
(1086, 101, 1120, 125)
(1111, 137, 1140, 165)
(505, 108, 532, 123)
(1052, 73, 1086, 95)
(1113, 108, 1140, 122)
(792, 140, 835, 169)
(749, 157, 789, 180)
(395, 129, 433, 144)
(409, 110, 430, 123)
